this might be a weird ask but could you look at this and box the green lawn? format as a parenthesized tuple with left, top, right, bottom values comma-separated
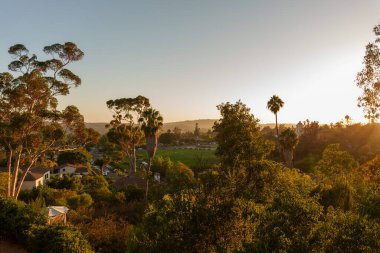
(138, 148, 218, 169)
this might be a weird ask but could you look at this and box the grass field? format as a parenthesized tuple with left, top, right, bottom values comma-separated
(137, 148, 219, 169)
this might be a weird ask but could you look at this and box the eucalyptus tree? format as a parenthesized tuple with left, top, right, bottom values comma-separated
(0, 43, 99, 199)
(213, 100, 274, 168)
(267, 95, 284, 137)
(357, 23, 380, 123)
(139, 108, 163, 201)
(106, 96, 150, 176)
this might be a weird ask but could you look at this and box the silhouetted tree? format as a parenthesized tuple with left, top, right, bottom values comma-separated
(267, 95, 284, 137)
(0, 43, 99, 199)
(139, 108, 163, 202)
(357, 23, 380, 123)
(106, 96, 150, 176)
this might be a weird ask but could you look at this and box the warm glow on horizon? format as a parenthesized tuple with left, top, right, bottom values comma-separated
(0, 1, 379, 124)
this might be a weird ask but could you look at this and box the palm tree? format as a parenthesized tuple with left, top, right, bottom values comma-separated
(278, 128, 299, 167)
(140, 108, 163, 202)
(267, 95, 284, 137)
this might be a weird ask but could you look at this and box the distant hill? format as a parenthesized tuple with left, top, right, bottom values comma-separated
(85, 120, 296, 135)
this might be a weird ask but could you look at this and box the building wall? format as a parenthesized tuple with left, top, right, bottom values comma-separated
(59, 166, 76, 175)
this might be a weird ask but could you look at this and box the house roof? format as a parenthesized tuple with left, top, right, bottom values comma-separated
(0, 166, 48, 181)
(55, 164, 78, 170)
(25, 167, 49, 181)
(46, 206, 69, 217)
(75, 166, 88, 173)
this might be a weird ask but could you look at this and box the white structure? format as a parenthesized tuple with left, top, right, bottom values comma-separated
(21, 167, 50, 191)
(56, 164, 77, 175)
(46, 206, 69, 224)
(54, 164, 88, 176)
(154, 172, 160, 182)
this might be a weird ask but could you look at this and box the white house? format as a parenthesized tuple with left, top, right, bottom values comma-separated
(21, 167, 50, 191)
(55, 164, 77, 175)
(53, 164, 89, 176)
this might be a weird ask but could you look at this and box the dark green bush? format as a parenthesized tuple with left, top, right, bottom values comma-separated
(28, 224, 94, 253)
(0, 197, 46, 241)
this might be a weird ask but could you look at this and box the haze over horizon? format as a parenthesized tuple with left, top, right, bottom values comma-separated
(1, 1, 380, 124)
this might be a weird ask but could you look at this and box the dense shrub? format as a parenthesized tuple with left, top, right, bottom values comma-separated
(28, 224, 94, 253)
(77, 216, 131, 253)
(0, 197, 46, 241)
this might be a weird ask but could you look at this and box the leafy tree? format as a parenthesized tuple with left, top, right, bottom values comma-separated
(139, 108, 163, 202)
(315, 210, 380, 252)
(57, 148, 91, 165)
(106, 96, 150, 176)
(213, 100, 274, 168)
(357, 23, 380, 123)
(267, 95, 284, 136)
(67, 193, 93, 210)
(158, 132, 176, 145)
(314, 144, 358, 178)
(278, 128, 299, 167)
(193, 122, 200, 138)
(0, 43, 99, 200)
(28, 224, 94, 253)
(166, 162, 195, 193)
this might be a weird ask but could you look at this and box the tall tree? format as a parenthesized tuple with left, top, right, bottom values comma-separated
(213, 100, 274, 168)
(139, 108, 163, 202)
(106, 96, 150, 176)
(278, 128, 299, 167)
(0, 43, 99, 199)
(357, 23, 380, 123)
(267, 95, 284, 137)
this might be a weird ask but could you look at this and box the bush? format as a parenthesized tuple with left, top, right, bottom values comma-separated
(28, 224, 94, 253)
(0, 196, 46, 242)
(77, 216, 131, 253)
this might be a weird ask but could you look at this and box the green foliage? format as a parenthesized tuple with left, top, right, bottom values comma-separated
(141, 149, 218, 170)
(77, 216, 131, 253)
(57, 149, 91, 165)
(119, 185, 144, 203)
(357, 23, 380, 123)
(158, 132, 177, 145)
(0, 196, 46, 242)
(314, 144, 358, 177)
(0, 172, 7, 196)
(82, 175, 112, 202)
(166, 162, 195, 193)
(213, 100, 274, 168)
(314, 180, 356, 211)
(250, 190, 323, 252)
(47, 174, 84, 192)
(28, 224, 94, 253)
(358, 185, 380, 220)
(315, 210, 380, 252)
(129, 189, 254, 253)
(67, 193, 93, 210)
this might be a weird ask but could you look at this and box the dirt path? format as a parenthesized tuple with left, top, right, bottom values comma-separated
(0, 240, 28, 253)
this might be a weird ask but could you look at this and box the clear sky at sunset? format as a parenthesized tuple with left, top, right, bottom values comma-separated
(1, 0, 380, 124)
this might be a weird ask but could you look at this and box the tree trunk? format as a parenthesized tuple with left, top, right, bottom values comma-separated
(144, 156, 153, 204)
(14, 161, 36, 200)
(6, 150, 12, 197)
(10, 152, 22, 197)
(275, 113, 279, 137)
(144, 135, 158, 204)
(283, 149, 294, 168)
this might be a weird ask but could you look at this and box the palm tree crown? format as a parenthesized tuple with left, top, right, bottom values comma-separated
(140, 108, 163, 137)
(267, 95, 284, 136)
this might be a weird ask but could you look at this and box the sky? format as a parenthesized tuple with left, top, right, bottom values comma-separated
(0, 0, 380, 124)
